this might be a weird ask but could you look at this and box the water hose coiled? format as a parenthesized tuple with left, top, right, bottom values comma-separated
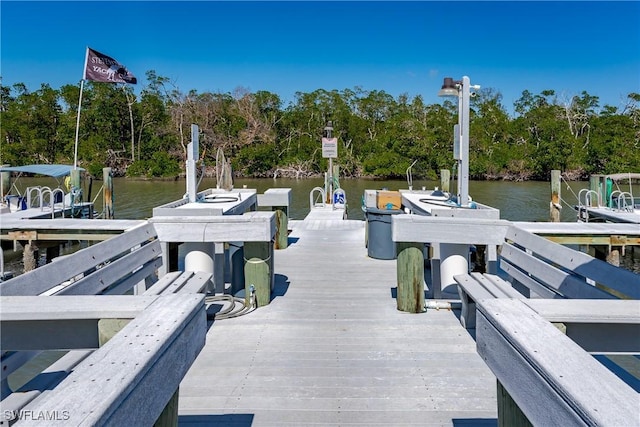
(205, 285, 256, 320)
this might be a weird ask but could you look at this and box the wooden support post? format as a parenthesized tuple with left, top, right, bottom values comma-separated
(589, 175, 601, 206)
(273, 207, 288, 249)
(472, 244, 487, 273)
(214, 243, 225, 294)
(396, 242, 425, 313)
(71, 169, 81, 195)
(103, 167, 114, 219)
(497, 380, 533, 427)
(550, 170, 561, 222)
(98, 319, 131, 346)
(45, 244, 60, 264)
(606, 248, 621, 267)
(23, 240, 39, 272)
(244, 241, 271, 307)
(440, 169, 450, 192)
(153, 387, 179, 427)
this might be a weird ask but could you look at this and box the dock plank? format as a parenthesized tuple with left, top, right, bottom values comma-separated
(178, 218, 498, 426)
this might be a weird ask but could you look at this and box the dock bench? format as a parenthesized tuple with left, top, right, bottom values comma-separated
(0, 222, 211, 298)
(454, 223, 640, 329)
(477, 298, 640, 426)
(0, 222, 211, 424)
(0, 294, 206, 426)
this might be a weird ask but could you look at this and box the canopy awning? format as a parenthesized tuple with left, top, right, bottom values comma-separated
(0, 164, 84, 178)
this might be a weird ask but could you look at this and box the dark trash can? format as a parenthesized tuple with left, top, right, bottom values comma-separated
(365, 207, 405, 259)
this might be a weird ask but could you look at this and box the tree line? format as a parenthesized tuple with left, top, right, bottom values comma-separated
(1, 71, 639, 181)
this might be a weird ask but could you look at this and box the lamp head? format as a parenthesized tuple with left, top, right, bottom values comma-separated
(437, 77, 459, 97)
(324, 120, 333, 131)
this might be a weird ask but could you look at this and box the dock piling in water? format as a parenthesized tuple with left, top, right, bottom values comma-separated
(103, 167, 114, 219)
(550, 170, 561, 222)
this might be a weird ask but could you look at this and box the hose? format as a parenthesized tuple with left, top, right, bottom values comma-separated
(205, 285, 256, 320)
(424, 300, 461, 310)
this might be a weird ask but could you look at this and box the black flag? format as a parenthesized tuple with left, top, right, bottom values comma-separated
(83, 47, 137, 84)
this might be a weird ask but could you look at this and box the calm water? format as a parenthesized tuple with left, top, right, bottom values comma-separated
(110, 177, 587, 222)
(3, 176, 638, 275)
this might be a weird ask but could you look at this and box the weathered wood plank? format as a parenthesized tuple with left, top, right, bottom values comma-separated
(476, 299, 638, 426)
(156, 271, 211, 295)
(392, 215, 510, 244)
(142, 271, 183, 295)
(57, 240, 162, 295)
(500, 244, 615, 299)
(523, 299, 640, 354)
(257, 188, 292, 208)
(506, 225, 640, 298)
(0, 223, 157, 296)
(454, 272, 525, 329)
(0, 296, 158, 351)
(16, 294, 206, 427)
(150, 211, 275, 242)
(179, 218, 499, 424)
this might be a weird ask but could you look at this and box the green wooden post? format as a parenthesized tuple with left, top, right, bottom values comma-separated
(273, 207, 288, 249)
(244, 241, 271, 307)
(497, 380, 533, 427)
(98, 318, 131, 346)
(590, 174, 602, 206)
(396, 242, 425, 313)
(103, 167, 114, 219)
(70, 169, 81, 192)
(550, 170, 561, 222)
(70, 169, 82, 216)
(440, 169, 450, 192)
(153, 388, 179, 427)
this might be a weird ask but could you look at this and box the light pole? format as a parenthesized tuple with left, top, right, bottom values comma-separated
(438, 76, 480, 207)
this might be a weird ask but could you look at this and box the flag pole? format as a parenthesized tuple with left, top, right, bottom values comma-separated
(73, 78, 85, 170)
(73, 48, 89, 170)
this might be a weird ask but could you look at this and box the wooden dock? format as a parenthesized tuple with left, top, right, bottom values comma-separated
(177, 215, 498, 426)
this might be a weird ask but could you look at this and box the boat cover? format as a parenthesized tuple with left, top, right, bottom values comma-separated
(0, 164, 84, 178)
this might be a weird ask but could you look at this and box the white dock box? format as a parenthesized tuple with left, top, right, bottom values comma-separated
(364, 190, 377, 208)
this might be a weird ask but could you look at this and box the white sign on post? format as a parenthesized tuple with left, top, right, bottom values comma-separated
(322, 137, 338, 158)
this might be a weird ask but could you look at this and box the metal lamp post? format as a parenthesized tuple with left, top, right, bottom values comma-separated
(438, 76, 480, 207)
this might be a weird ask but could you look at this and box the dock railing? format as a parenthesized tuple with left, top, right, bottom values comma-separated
(392, 214, 640, 425)
(0, 294, 206, 426)
(0, 222, 211, 425)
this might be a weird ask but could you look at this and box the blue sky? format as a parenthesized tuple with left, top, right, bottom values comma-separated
(2, 1, 639, 114)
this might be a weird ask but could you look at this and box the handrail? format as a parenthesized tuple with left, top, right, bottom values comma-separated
(25, 186, 68, 218)
(51, 188, 66, 218)
(309, 187, 326, 209)
(578, 189, 599, 208)
(610, 191, 634, 212)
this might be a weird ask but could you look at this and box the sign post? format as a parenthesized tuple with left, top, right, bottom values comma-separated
(322, 121, 337, 204)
